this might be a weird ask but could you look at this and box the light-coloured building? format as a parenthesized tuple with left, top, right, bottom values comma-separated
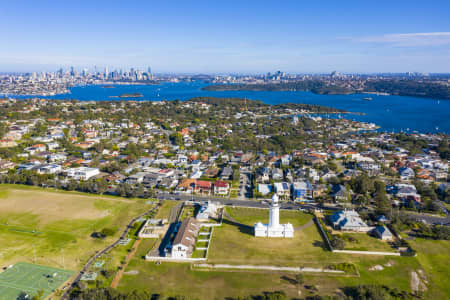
(254, 194, 294, 238)
(171, 217, 201, 259)
(374, 225, 394, 241)
(138, 219, 167, 238)
(330, 210, 370, 232)
(196, 201, 219, 221)
(66, 167, 100, 180)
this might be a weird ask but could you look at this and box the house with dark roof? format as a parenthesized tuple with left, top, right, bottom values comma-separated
(332, 184, 350, 202)
(171, 218, 201, 259)
(374, 225, 394, 241)
(220, 166, 233, 180)
(330, 210, 370, 232)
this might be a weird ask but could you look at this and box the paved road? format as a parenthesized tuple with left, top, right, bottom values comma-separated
(404, 211, 450, 225)
(60, 202, 161, 300)
(157, 192, 450, 226)
(154, 191, 308, 210)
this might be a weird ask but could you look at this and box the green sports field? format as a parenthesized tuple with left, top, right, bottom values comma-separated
(0, 262, 73, 300)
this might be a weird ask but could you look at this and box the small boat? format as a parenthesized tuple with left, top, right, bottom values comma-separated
(363, 97, 372, 101)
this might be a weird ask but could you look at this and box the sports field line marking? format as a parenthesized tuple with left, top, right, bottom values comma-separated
(0, 223, 80, 237)
(14, 262, 74, 274)
(0, 281, 40, 292)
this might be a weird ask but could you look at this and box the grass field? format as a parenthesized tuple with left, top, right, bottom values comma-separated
(0, 262, 73, 300)
(209, 207, 331, 266)
(408, 238, 450, 299)
(153, 200, 178, 220)
(340, 233, 395, 252)
(0, 184, 154, 271)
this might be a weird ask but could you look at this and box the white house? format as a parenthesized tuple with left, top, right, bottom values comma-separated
(274, 182, 290, 199)
(330, 210, 370, 232)
(66, 167, 100, 180)
(196, 201, 220, 221)
(399, 167, 415, 181)
(37, 164, 62, 175)
(374, 225, 394, 241)
(171, 218, 201, 259)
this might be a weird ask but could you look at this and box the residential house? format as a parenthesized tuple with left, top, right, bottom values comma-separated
(220, 166, 234, 180)
(214, 180, 229, 195)
(66, 167, 100, 180)
(256, 167, 270, 183)
(399, 167, 415, 181)
(330, 210, 370, 232)
(312, 184, 327, 198)
(258, 184, 272, 196)
(374, 225, 394, 241)
(127, 172, 147, 185)
(292, 181, 312, 202)
(274, 182, 290, 199)
(332, 184, 350, 202)
(271, 168, 283, 181)
(195, 180, 212, 195)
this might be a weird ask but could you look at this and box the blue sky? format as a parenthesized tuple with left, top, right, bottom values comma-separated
(1, 0, 450, 73)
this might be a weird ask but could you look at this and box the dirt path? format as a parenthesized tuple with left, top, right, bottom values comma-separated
(110, 238, 142, 288)
(294, 219, 314, 231)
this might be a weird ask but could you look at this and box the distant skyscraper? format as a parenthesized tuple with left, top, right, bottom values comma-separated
(104, 67, 109, 79)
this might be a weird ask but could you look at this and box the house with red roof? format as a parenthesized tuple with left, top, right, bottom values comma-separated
(214, 180, 230, 195)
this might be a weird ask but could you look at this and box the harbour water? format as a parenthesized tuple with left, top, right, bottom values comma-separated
(14, 81, 450, 134)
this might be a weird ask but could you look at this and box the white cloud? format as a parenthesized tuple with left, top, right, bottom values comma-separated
(344, 32, 450, 47)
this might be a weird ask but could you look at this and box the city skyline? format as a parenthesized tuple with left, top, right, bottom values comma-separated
(1, 1, 450, 73)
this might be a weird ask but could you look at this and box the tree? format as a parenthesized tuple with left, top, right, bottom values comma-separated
(31, 290, 44, 300)
(374, 180, 390, 214)
(100, 227, 116, 237)
(353, 174, 374, 194)
(295, 273, 304, 285)
(331, 236, 345, 250)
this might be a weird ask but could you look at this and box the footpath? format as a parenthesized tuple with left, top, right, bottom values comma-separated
(110, 238, 142, 288)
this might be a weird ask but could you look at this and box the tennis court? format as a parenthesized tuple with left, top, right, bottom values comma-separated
(0, 262, 73, 300)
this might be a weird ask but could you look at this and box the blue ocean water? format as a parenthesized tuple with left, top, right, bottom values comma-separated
(16, 81, 450, 134)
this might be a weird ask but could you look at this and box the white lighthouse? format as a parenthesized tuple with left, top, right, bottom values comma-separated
(254, 194, 294, 238)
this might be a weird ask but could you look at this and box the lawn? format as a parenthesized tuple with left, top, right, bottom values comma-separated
(153, 199, 178, 220)
(119, 242, 343, 300)
(227, 206, 312, 228)
(0, 184, 154, 271)
(208, 207, 333, 266)
(179, 204, 196, 221)
(340, 233, 395, 252)
(408, 238, 450, 299)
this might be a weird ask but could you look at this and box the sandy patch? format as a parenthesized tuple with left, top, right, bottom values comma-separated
(369, 265, 384, 271)
(410, 271, 420, 292)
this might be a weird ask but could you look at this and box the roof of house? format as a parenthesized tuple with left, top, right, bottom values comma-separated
(196, 180, 212, 189)
(172, 218, 201, 250)
(331, 210, 368, 229)
(375, 225, 393, 237)
(214, 180, 229, 188)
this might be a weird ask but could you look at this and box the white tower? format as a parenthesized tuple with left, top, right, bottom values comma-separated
(269, 194, 280, 228)
(254, 193, 294, 238)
